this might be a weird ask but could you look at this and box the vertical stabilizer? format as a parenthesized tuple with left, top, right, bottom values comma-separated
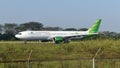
(88, 19, 101, 33)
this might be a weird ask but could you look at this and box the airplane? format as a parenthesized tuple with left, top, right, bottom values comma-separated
(15, 19, 102, 44)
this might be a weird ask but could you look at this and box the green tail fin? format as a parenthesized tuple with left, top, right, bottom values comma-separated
(88, 19, 101, 33)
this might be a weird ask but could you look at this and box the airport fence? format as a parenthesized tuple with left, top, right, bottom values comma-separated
(0, 49, 120, 68)
(0, 58, 120, 68)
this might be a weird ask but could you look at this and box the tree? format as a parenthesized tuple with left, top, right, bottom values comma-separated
(43, 27, 63, 31)
(0, 24, 3, 34)
(78, 28, 88, 31)
(64, 28, 77, 31)
(19, 22, 43, 31)
(116, 33, 120, 39)
(4, 23, 18, 34)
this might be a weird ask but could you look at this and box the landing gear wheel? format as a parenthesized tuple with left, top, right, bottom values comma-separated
(64, 39, 70, 43)
(24, 40, 27, 44)
(55, 41, 61, 44)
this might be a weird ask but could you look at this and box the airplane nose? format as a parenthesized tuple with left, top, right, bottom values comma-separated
(15, 34, 19, 38)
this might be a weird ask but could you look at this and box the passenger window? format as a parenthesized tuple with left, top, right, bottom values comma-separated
(31, 32, 33, 34)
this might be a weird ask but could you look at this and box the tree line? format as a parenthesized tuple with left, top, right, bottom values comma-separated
(0, 21, 120, 41)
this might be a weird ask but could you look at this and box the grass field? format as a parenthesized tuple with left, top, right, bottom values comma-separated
(0, 39, 120, 68)
(0, 39, 120, 60)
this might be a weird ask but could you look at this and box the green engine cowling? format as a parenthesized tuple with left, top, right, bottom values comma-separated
(54, 36, 64, 43)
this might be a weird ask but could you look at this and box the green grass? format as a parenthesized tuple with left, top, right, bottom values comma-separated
(0, 39, 120, 68)
(0, 39, 120, 61)
(1, 59, 120, 68)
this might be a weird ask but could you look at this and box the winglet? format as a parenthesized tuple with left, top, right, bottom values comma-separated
(88, 19, 102, 33)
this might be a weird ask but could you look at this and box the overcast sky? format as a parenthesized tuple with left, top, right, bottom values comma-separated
(0, 0, 120, 32)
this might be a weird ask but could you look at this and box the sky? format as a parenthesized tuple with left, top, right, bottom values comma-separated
(0, 0, 120, 32)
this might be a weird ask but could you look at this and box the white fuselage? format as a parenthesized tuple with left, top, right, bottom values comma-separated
(15, 31, 89, 40)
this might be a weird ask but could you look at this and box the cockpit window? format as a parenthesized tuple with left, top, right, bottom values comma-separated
(18, 33, 22, 35)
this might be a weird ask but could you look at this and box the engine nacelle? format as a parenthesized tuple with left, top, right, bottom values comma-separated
(54, 36, 64, 44)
